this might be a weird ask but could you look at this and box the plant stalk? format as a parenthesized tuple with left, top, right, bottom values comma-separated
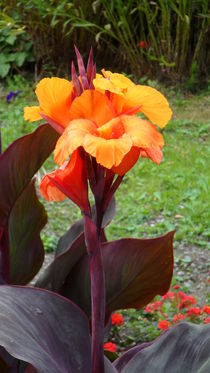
(83, 213, 105, 373)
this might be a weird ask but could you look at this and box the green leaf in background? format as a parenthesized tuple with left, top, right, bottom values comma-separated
(0, 63, 10, 78)
(16, 51, 27, 67)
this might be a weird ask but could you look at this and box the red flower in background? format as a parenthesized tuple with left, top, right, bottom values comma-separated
(173, 314, 185, 323)
(112, 313, 124, 327)
(178, 293, 196, 309)
(104, 342, 117, 352)
(204, 317, 210, 324)
(158, 320, 171, 330)
(139, 40, 149, 50)
(173, 284, 180, 290)
(203, 305, 210, 315)
(162, 291, 174, 300)
(186, 307, 202, 317)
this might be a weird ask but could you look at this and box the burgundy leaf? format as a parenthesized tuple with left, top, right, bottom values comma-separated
(0, 286, 91, 373)
(60, 231, 174, 317)
(0, 124, 58, 283)
(36, 198, 116, 291)
(9, 180, 46, 284)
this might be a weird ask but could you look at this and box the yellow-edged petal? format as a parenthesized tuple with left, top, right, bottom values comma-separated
(69, 90, 115, 126)
(24, 106, 42, 122)
(35, 77, 73, 127)
(83, 133, 132, 169)
(123, 85, 172, 128)
(93, 69, 134, 95)
(54, 119, 97, 165)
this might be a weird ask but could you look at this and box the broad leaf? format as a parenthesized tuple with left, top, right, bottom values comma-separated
(0, 346, 19, 372)
(36, 198, 116, 290)
(9, 180, 46, 284)
(104, 356, 118, 373)
(0, 286, 91, 373)
(60, 231, 174, 316)
(114, 322, 210, 373)
(0, 124, 58, 283)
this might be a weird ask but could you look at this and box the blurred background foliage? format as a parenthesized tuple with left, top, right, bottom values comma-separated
(0, 0, 209, 87)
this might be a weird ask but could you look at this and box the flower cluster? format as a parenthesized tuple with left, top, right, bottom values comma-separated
(145, 285, 210, 330)
(104, 286, 209, 355)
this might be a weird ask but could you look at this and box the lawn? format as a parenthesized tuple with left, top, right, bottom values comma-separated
(1, 76, 209, 252)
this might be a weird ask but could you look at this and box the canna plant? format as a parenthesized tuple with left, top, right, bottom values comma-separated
(0, 48, 209, 373)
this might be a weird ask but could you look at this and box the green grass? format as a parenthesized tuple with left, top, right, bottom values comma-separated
(0, 76, 209, 250)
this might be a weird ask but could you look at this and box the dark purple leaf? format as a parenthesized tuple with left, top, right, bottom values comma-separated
(36, 198, 116, 291)
(9, 180, 46, 284)
(115, 322, 210, 373)
(0, 123, 58, 223)
(60, 231, 174, 316)
(104, 356, 118, 372)
(0, 124, 58, 283)
(0, 286, 91, 373)
(113, 342, 153, 371)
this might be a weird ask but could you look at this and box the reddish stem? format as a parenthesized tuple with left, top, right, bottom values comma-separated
(83, 214, 105, 373)
(0, 227, 10, 283)
(103, 175, 124, 213)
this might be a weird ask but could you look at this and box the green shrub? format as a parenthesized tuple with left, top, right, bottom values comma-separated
(1, 1, 209, 83)
(0, 11, 34, 78)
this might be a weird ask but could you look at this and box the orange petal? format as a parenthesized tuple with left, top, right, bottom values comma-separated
(112, 147, 140, 175)
(54, 119, 97, 165)
(40, 150, 89, 212)
(83, 133, 132, 169)
(140, 147, 163, 164)
(69, 90, 115, 126)
(35, 77, 73, 128)
(121, 115, 164, 148)
(39, 174, 66, 202)
(24, 106, 42, 122)
(123, 85, 172, 128)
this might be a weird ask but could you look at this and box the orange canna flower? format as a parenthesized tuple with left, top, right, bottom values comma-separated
(53, 88, 167, 174)
(24, 49, 172, 203)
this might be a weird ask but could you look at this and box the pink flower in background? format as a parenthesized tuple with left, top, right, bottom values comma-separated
(204, 317, 210, 324)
